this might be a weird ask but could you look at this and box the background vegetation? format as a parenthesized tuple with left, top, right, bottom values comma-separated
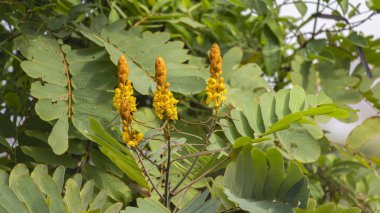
(1, 0, 380, 212)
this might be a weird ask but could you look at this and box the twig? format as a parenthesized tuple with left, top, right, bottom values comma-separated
(135, 148, 165, 201)
(356, 46, 373, 78)
(173, 187, 191, 213)
(171, 157, 229, 196)
(136, 147, 165, 170)
(163, 122, 171, 208)
(172, 147, 229, 162)
(173, 128, 203, 141)
(311, 0, 320, 39)
(171, 114, 217, 194)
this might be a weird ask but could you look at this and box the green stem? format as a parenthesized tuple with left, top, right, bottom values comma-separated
(164, 122, 171, 208)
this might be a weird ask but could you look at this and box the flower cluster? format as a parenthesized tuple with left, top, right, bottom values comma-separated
(152, 57, 179, 120)
(205, 43, 226, 109)
(112, 55, 142, 148)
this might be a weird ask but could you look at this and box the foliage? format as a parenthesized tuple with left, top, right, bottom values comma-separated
(1, 0, 380, 212)
(224, 146, 310, 212)
(0, 164, 122, 212)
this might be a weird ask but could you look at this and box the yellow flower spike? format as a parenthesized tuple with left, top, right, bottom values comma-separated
(122, 131, 130, 143)
(112, 55, 142, 149)
(118, 55, 129, 84)
(153, 57, 179, 121)
(205, 43, 227, 110)
(155, 56, 167, 88)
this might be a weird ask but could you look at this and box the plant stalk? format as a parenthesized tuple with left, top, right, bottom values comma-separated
(164, 122, 171, 208)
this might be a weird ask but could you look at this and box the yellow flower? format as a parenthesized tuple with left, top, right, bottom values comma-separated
(152, 57, 179, 121)
(205, 43, 226, 109)
(112, 55, 142, 148)
(127, 130, 144, 148)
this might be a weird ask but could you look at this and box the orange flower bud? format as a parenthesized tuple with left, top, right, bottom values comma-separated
(155, 56, 167, 87)
(118, 55, 129, 84)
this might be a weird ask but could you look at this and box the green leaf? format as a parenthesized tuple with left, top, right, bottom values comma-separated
(48, 117, 69, 155)
(262, 25, 282, 75)
(220, 119, 240, 144)
(168, 76, 206, 94)
(21, 146, 77, 168)
(84, 118, 148, 189)
(222, 46, 243, 82)
(0, 183, 28, 213)
(296, 199, 361, 213)
(102, 31, 205, 95)
(83, 165, 133, 204)
(9, 164, 29, 189)
(346, 117, 380, 149)
(265, 148, 285, 199)
(346, 33, 369, 48)
(88, 190, 108, 211)
(224, 146, 309, 212)
(31, 82, 68, 101)
(276, 127, 320, 163)
(20, 36, 67, 86)
(230, 63, 268, 90)
(105, 202, 123, 213)
(39, 175, 66, 213)
(339, 0, 348, 14)
(122, 198, 170, 213)
(289, 86, 306, 113)
(0, 114, 15, 138)
(13, 176, 50, 213)
(178, 190, 221, 213)
(80, 180, 94, 210)
(230, 109, 255, 137)
(0, 164, 115, 212)
(275, 89, 291, 119)
(295, 1, 307, 16)
(35, 99, 68, 122)
(243, 99, 265, 134)
(64, 178, 83, 212)
(260, 93, 277, 128)
(0, 135, 10, 149)
(233, 136, 270, 148)
(53, 166, 65, 194)
(5, 92, 21, 110)
(291, 56, 317, 94)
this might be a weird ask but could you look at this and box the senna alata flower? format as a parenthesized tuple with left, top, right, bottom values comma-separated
(112, 55, 142, 148)
(205, 43, 227, 109)
(152, 57, 179, 121)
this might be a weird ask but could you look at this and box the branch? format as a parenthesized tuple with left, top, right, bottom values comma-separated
(135, 148, 165, 201)
(311, 0, 320, 39)
(171, 157, 229, 196)
(136, 147, 165, 171)
(163, 122, 171, 208)
(171, 147, 229, 163)
(171, 114, 217, 194)
(313, 12, 349, 24)
(356, 46, 373, 78)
